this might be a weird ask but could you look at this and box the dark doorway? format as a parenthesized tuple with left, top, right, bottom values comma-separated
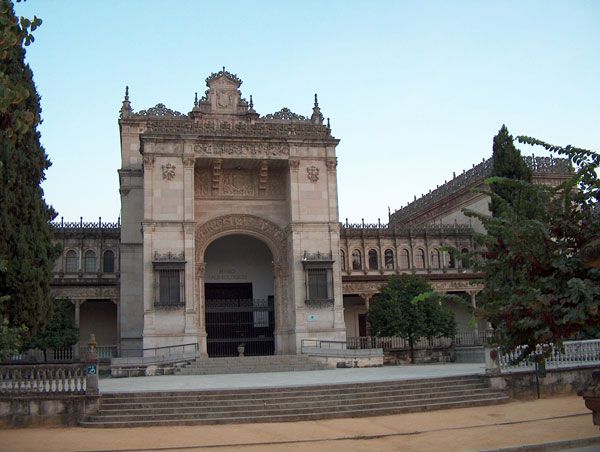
(205, 283, 274, 357)
(358, 314, 367, 337)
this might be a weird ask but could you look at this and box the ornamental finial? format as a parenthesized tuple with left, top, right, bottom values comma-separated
(222, 66, 226, 73)
(194, 92, 198, 107)
(314, 93, 318, 107)
(327, 117, 330, 129)
(120, 85, 132, 118)
(250, 95, 253, 108)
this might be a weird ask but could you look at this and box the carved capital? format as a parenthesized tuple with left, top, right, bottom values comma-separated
(289, 159, 300, 170)
(326, 157, 337, 171)
(182, 157, 195, 168)
(196, 261, 206, 276)
(143, 155, 155, 168)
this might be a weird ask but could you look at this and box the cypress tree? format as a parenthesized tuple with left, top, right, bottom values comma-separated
(0, 1, 59, 341)
(489, 125, 533, 217)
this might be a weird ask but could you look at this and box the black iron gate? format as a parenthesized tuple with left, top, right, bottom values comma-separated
(205, 283, 274, 357)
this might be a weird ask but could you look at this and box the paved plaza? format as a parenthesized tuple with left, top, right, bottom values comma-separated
(1, 395, 598, 451)
(99, 363, 487, 393)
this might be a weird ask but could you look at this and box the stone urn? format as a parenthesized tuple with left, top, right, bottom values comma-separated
(237, 343, 245, 357)
(578, 371, 600, 428)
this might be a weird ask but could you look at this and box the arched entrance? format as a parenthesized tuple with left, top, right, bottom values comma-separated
(204, 234, 275, 357)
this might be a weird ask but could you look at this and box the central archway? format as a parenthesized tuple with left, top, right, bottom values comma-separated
(203, 234, 275, 357)
(195, 214, 292, 356)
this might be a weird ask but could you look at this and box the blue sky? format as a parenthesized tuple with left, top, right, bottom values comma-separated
(15, 1, 600, 223)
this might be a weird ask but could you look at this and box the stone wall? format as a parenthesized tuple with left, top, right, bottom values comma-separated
(0, 395, 99, 427)
(385, 346, 453, 365)
(487, 365, 600, 400)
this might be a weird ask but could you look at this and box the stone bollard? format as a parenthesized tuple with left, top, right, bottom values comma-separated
(85, 333, 99, 396)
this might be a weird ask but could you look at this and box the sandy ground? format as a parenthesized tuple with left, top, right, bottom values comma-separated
(0, 395, 598, 452)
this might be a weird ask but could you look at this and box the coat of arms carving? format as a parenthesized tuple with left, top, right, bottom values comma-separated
(307, 166, 319, 183)
(162, 163, 176, 180)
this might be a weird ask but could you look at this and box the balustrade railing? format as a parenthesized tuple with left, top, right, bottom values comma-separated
(499, 339, 600, 370)
(347, 331, 493, 351)
(0, 363, 86, 394)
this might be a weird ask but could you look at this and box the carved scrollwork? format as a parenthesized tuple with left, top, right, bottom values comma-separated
(194, 142, 289, 158)
(263, 107, 308, 121)
(195, 214, 287, 264)
(206, 68, 242, 87)
(136, 103, 185, 117)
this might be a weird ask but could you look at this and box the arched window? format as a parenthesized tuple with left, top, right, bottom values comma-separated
(84, 250, 97, 273)
(368, 249, 378, 270)
(430, 249, 441, 269)
(384, 249, 394, 270)
(103, 250, 115, 273)
(65, 250, 78, 273)
(415, 248, 426, 269)
(340, 249, 346, 271)
(352, 250, 362, 270)
(399, 249, 410, 269)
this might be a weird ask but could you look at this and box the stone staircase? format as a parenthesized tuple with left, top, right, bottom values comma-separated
(80, 375, 509, 427)
(174, 355, 331, 375)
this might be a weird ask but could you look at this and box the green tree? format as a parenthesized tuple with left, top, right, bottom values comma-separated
(464, 136, 600, 361)
(0, 258, 27, 361)
(367, 275, 457, 364)
(489, 125, 533, 217)
(26, 299, 79, 361)
(0, 1, 60, 341)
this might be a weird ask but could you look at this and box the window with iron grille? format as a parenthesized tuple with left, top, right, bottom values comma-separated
(153, 260, 185, 308)
(302, 253, 334, 304)
(307, 268, 329, 300)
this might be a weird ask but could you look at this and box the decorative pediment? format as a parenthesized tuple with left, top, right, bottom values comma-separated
(205, 67, 242, 88)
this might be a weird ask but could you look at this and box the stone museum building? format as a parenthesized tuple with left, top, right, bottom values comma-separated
(49, 69, 573, 357)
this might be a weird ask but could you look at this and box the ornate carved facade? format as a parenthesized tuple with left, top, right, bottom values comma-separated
(51, 69, 573, 355)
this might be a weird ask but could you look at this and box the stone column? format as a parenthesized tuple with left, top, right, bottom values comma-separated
(195, 261, 207, 356)
(468, 291, 479, 335)
(272, 262, 285, 355)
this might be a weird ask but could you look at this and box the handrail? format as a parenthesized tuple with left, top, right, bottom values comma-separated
(119, 342, 199, 358)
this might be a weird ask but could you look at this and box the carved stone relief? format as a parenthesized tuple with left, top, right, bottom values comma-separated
(162, 163, 176, 180)
(307, 166, 319, 183)
(195, 214, 287, 264)
(195, 167, 285, 199)
(194, 142, 289, 158)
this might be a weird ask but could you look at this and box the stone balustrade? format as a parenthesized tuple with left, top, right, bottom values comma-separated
(499, 339, 600, 371)
(0, 363, 87, 395)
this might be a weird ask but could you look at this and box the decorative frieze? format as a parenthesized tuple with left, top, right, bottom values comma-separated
(194, 142, 289, 158)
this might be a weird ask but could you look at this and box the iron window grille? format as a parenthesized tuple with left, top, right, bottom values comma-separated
(302, 251, 334, 306)
(153, 253, 186, 308)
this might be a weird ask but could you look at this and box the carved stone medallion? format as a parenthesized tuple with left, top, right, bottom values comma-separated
(307, 166, 319, 183)
(162, 163, 176, 180)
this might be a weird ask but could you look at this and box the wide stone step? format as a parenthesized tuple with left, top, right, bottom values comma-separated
(173, 355, 331, 375)
(98, 388, 497, 413)
(81, 395, 509, 427)
(101, 375, 485, 400)
(100, 384, 489, 408)
(89, 392, 506, 421)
